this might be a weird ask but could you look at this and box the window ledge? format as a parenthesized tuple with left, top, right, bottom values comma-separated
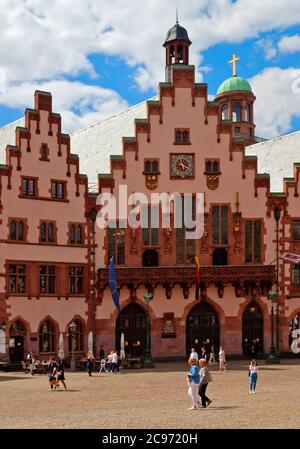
(19, 195, 69, 203)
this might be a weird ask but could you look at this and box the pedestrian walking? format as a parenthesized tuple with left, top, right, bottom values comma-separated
(54, 359, 67, 391)
(189, 348, 199, 362)
(186, 358, 201, 410)
(208, 345, 217, 365)
(87, 351, 94, 376)
(47, 358, 57, 391)
(219, 346, 227, 372)
(107, 350, 114, 373)
(249, 359, 259, 394)
(200, 346, 209, 363)
(111, 350, 119, 373)
(27, 351, 35, 375)
(99, 358, 107, 373)
(198, 358, 212, 408)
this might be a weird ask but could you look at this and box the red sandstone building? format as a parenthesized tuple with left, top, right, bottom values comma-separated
(0, 21, 300, 363)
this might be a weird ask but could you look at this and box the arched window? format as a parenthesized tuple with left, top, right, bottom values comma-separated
(40, 223, 47, 242)
(18, 222, 24, 241)
(205, 160, 212, 173)
(144, 160, 151, 173)
(76, 225, 82, 244)
(177, 45, 183, 63)
(70, 225, 75, 244)
(245, 103, 251, 122)
(9, 220, 17, 240)
(68, 319, 84, 352)
(48, 223, 54, 243)
(170, 46, 175, 64)
(151, 160, 158, 173)
(213, 161, 219, 173)
(39, 319, 55, 353)
(232, 102, 242, 122)
(221, 104, 228, 120)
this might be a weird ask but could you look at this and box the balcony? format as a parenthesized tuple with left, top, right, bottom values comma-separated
(98, 265, 275, 293)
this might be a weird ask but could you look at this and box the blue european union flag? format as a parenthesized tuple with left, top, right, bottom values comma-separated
(109, 257, 120, 312)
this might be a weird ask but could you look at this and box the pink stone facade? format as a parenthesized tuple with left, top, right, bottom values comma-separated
(0, 26, 300, 363)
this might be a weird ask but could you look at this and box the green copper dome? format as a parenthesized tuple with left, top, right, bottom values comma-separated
(217, 76, 252, 95)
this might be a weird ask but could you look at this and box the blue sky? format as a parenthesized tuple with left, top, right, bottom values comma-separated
(0, 1, 300, 137)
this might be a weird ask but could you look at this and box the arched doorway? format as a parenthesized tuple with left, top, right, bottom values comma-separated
(242, 302, 264, 357)
(9, 320, 26, 362)
(116, 303, 147, 356)
(186, 302, 220, 356)
(143, 250, 159, 267)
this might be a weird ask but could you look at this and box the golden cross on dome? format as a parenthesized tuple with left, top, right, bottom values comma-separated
(229, 52, 240, 77)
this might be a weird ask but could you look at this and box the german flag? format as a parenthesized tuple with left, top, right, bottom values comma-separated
(195, 256, 200, 300)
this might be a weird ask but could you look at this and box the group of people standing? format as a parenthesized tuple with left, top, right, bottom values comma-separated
(85, 346, 120, 376)
(189, 345, 227, 373)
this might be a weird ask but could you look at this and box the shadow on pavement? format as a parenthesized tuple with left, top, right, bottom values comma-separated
(0, 376, 31, 382)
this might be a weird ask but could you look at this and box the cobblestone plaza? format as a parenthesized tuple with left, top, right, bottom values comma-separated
(0, 360, 299, 429)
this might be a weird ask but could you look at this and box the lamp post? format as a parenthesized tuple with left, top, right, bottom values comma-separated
(266, 290, 279, 364)
(143, 292, 155, 368)
(69, 321, 77, 372)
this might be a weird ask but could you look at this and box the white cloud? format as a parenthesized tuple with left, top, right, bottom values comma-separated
(1, 0, 300, 92)
(0, 80, 129, 133)
(278, 34, 300, 53)
(250, 67, 300, 138)
(255, 38, 277, 60)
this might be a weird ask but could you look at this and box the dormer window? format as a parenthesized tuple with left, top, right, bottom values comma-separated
(174, 128, 190, 144)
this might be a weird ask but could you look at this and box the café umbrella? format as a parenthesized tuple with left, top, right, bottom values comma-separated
(58, 332, 64, 361)
(120, 332, 125, 359)
(88, 331, 93, 353)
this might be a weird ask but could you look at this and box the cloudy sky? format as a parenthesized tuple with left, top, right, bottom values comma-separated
(0, 0, 300, 137)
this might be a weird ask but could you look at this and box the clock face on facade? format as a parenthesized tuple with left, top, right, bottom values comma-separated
(170, 153, 194, 178)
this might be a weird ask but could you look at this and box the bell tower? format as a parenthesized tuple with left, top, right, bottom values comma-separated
(163, 14, 192, 82)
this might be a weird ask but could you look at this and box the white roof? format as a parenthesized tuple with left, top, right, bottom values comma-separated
(246, 130, 300, 192)
(0, 118, 24, 164)
(71, 99, 150, 185)
(1, 102, 300, 193)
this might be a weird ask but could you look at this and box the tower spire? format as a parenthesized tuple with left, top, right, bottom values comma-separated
(176, 7, 179, 25)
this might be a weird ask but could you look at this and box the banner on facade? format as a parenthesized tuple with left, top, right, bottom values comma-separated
(280, 252, 300, 264)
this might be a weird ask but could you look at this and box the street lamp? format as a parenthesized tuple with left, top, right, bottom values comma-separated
(69, 321, 77, 372)
(266, 290, 279, 364)
(143, 292, 155, 368)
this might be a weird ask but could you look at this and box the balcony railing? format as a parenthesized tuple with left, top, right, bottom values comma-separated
(98, 265, 275, 290)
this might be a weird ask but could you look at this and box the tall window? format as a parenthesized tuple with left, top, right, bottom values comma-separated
(245, 220, 261, 263)
(39, 320, 55, 353)
(232, 102, 242, 122)
(22, 178, 37, 196)
(175, 129, 190, 144)
(245, 103, 251, 122)
(9, 220, 25, 241)
(69, 224, 83, 244)
(176, 196, 196, 264)
(69, 266, 85, 294)
(292, 221, 300, 240)
(142, 205, 159, 246)
(108, 223, 125, 265)
(9, 264, 26, 293)
(51, 181, 65, 199)
(292, 265, 300, 285)
(221, 104, 228, 120)
(40, 266, 56, 294)
(40, 222, 55, 243)
(212, 205, 228, 245)
(40, 144, 49, 161)
(68, 320, 84, 352)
